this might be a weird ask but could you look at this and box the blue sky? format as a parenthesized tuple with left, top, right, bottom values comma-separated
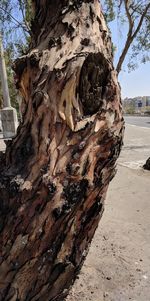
(118, 64, 150, 99)
(109, 20, 150, 99)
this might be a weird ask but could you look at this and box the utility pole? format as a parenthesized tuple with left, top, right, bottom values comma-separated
(0, 33, 11, 107)
(0, 33, 18, 138)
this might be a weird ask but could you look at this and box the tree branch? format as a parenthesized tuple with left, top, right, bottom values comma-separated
(132, 3, 150, 40)
(116, 1, 150, 73)
(0, 5, 30, 34)
(116, 0, 134, 73)
(18, 0, 31, 34)
(124, 0, 134, 31)
(130, 1, 144, 16)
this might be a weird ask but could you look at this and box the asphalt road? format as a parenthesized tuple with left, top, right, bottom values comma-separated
(124, 115, 150, 128)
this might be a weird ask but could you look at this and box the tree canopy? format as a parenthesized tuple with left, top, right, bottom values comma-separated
(0, 0, 150, 71)
(0, 0, 31, 48)
(0, 0, 32, 110)
(102, 0, 150, 73)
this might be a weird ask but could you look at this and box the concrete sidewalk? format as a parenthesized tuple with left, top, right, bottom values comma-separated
(67, 124, 150, 301)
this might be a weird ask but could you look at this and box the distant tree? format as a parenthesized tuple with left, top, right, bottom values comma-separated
(0, 0, 32, 45)
(123, 100, 135, 114)
(102, 0, 150, 73)
(0, 0, 32, 110)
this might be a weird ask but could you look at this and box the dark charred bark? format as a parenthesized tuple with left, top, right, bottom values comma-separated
(0, 1, 124, 300)
(143, 157, 150, 170)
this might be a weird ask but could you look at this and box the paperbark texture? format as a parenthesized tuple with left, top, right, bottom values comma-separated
(0, 1, 124, 300)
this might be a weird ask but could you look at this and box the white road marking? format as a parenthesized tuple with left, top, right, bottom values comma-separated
(125, 123, 150, 130)
(119, 160, 146, 170)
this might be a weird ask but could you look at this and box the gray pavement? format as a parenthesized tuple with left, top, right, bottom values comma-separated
(125, 115, 150, 128)
(119, 123, 150, 168)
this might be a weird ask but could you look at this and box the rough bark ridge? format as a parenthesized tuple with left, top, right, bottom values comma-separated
(0, 1, 124, 300)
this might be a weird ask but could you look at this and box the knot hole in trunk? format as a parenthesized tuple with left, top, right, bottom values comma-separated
(79, 53, 110, 116)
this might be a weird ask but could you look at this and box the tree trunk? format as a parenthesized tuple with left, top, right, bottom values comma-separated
(0, 1, 124, 300)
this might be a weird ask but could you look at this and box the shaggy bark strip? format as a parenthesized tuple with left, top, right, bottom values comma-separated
(0, 1, 124, 300)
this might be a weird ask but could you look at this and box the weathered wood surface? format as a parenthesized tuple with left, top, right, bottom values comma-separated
(0, 1, 124, 300)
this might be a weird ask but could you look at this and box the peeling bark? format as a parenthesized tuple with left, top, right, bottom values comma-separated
(0, 1, 124, 300)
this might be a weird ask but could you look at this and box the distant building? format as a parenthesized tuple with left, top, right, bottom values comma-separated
(145, 96, 150, 106)
(123, 96, 150, 114)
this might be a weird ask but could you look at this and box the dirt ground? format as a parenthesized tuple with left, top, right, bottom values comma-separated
(67, 124, 150, 301)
